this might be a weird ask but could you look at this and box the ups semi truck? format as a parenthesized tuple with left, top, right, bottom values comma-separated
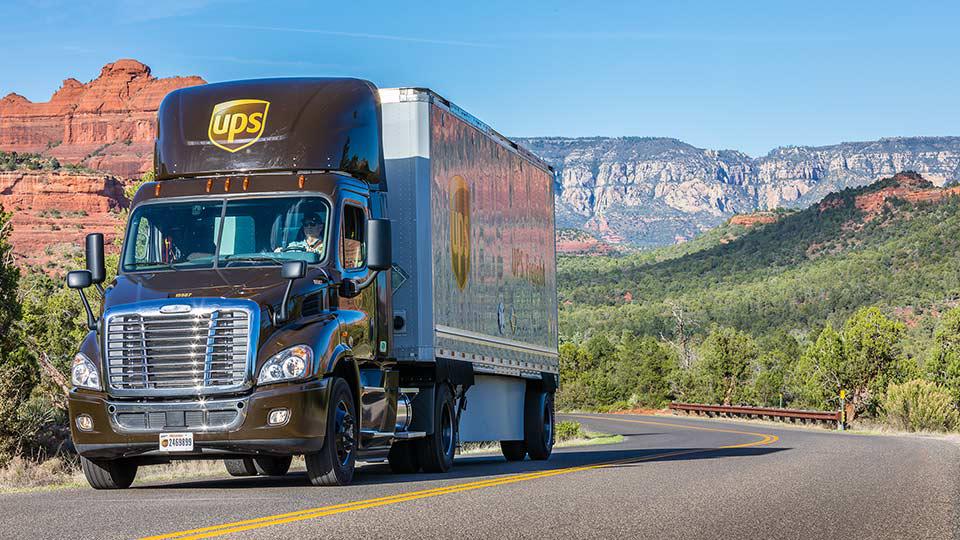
(65, 79, 559, 489)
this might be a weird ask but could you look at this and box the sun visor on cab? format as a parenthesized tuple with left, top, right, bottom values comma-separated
(154, 77, 386, 191)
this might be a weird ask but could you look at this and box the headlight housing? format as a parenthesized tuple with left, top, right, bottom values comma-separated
(258, 345, 313, 385)
(71, 353, 100, 391)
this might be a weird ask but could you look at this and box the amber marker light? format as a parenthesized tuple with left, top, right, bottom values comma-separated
(154, 183, 161, 196)
(224, 177, 231, 191)
(298, 175, 305, 189)
(243, 176, 250, 191)
(206, 178, 213, 193)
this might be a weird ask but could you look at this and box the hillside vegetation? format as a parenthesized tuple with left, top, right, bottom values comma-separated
(558, 172, 960, 424)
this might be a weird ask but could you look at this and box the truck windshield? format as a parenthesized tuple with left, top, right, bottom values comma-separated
(121, 196, 330, 272)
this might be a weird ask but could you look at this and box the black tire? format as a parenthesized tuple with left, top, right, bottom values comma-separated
(387, 441, 421, 474)
(500, 440, 527, 462)
(525, 391, 555, 461)
(80, 456, 137, 490)
(224, 458, 258, 477)
(305, 377, 358, 486)
(418, 384, 456, 473)
(254, 456, 292, 476)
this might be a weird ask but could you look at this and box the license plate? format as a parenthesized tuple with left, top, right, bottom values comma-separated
(159, 432, 194, 452)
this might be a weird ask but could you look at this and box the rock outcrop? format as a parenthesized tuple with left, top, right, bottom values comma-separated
(519, 136, 960, 247)
(0, 170, 126, 268)
(0, 59, 204, 177)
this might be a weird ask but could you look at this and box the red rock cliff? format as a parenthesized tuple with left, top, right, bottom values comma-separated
(0, 170, 126, 269)
(0, 59, 205, 178)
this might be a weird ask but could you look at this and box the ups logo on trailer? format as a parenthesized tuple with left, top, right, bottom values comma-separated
(208, 99, 270, 153)
(450, 175, 471, 290)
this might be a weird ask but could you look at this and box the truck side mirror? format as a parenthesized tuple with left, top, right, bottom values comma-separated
(67, 270, 97, 330)
(275, 260, 307, 325)
(85, 233, 106, 287)
(366, 219, 392, 272)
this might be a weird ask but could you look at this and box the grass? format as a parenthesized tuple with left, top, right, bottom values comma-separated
(460, 420, 623, 455)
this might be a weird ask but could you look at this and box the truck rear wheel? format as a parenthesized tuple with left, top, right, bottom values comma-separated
(224, 458, 258, 477)
(80, 456, 137, 489)
(418, 384, 456, 473)
(525, 391, 555, 461)
(306, 377, 357, 486)
(388, 441, 421, 473)
(254, 456, 292, 476)
(500, 440, 527, 461)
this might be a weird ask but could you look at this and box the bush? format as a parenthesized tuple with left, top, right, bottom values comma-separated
(882, 379, 959, 432)
(555, 420, 586, 442)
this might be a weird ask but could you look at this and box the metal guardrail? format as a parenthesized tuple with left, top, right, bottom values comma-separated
(669, 402, 842, 428)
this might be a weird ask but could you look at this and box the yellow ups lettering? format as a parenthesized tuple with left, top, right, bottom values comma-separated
(207, 99, 270, 153)
(449, 175, 471, 290)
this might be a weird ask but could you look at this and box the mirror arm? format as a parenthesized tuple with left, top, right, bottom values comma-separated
(94, 283, 105, 298)
(74, 289, 97, 331)
(340, 270, 381, 298)
(274, 278, 296, 325)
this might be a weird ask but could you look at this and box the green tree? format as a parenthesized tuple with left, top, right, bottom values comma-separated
(791, 324, 844, 409)
(925, 306, 960, 405)
(697, 326, 758, 405)
(842, 307, 915, 415)
(0, 206, 29, 462)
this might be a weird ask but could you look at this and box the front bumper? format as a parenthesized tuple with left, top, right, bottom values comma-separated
(68, 378, 330, 459)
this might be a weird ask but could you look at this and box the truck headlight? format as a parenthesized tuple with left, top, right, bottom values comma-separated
(258, 345, 313, 385)
(71, 353, 101, 390)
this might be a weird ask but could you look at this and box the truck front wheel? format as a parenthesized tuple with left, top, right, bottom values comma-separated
(418, 384, 456, 473)
(305, 377, 358, 486)
(80, 456, 137, 489)
(224, 458, 258, 477)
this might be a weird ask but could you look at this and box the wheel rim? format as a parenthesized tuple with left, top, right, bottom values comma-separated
(440, 403, 454, 457)
(334, 399, 355, 467)
(542, 402, 553, 448)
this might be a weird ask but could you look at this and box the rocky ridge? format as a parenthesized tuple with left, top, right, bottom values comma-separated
(0, 170, 126, 268)
(519, 136, 960, 247)
(0, 59, 204, 177)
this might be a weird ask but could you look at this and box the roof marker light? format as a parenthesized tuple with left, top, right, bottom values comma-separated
(243, 176, 250, 191)
(224, 178, 231, 192)
(298, 175, 305, 189)
(206, 179, 213, 193)
(155, 183, 161, 196)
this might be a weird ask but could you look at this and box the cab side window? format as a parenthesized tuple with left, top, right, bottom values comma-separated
(341, 205, 366, 270)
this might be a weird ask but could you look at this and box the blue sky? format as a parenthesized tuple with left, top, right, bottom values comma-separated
(0, 0, 957, 156)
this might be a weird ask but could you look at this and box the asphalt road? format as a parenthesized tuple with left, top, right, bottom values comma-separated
(3, 413, 959, 539)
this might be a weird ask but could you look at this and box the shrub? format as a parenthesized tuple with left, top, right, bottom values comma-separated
(882, 379, 959, 432)
(555, 420, 586, 442)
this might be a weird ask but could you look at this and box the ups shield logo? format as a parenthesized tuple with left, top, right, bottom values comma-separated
(208, 99, 270, 153)
(450, 175, 471, 290)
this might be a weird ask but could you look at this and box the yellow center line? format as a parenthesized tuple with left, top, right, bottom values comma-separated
(143, 415, 778, 540)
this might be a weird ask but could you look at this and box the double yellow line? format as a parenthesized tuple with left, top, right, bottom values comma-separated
(144, 416, 778, 539)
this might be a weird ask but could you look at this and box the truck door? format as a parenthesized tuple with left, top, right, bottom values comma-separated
(338, 198, 375, 359)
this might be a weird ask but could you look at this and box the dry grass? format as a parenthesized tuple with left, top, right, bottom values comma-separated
(0, 457, 311, 493)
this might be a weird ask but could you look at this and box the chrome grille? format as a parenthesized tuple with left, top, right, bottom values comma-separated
(105, 303, 254, 392)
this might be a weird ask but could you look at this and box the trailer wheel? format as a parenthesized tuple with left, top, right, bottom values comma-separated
(388, 441, 421, 474)
(500, 440, 527, 461)
(254, 456, 292, 476)
(224, 458, 258, 477)
(418, 384, 456, 473)
(80, 456, 137, 489)
(306, 377, 358, 486)
(525, 391, 555, 461)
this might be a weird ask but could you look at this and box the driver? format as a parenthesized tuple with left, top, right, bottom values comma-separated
(276, 212, 324, 254)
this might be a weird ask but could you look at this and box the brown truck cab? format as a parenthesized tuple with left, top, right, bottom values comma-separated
(66, 79, 559, 489)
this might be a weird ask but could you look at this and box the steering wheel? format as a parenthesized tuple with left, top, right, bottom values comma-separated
(280, 245, 307, 253)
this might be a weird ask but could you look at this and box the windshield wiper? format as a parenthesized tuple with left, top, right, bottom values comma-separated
(221, 255, 283, 267)
(125, 261, 183, 271)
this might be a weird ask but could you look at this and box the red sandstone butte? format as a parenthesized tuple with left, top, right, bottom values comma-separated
(0, 59, 205, 178)
(854, 172, 960, 219)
